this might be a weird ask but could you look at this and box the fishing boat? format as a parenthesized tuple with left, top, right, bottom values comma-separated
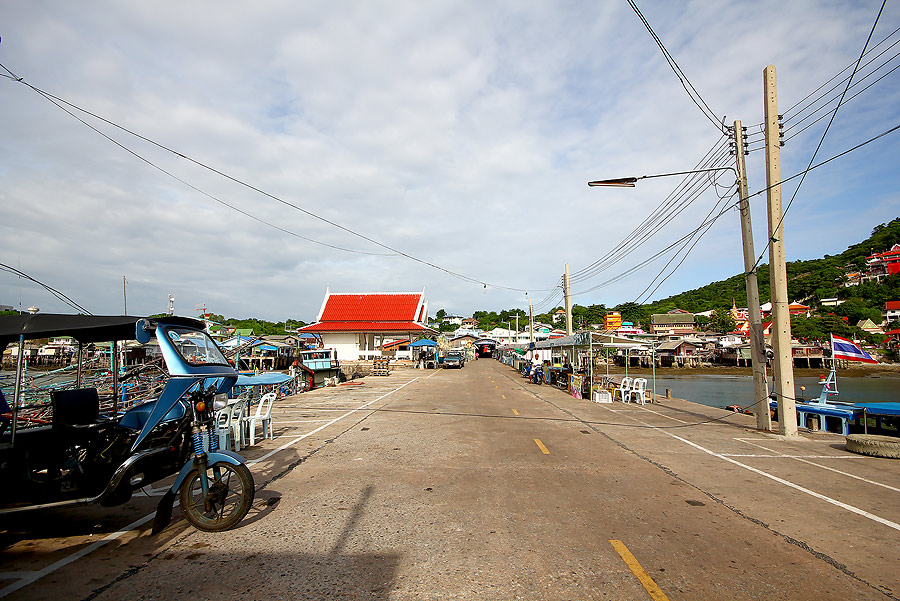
(771, 335, 898, 436)
(296, 348, 342, 388)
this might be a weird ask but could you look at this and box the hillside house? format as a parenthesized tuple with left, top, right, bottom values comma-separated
(656, 340, 700, 367)
(864, 243, 900, 280)
(789, 302, 810, 317)
(885, 301, 900, 323)
(605, 311, 623, 330)
(857, 318, 883, 335)
(649, 311, 695, 335)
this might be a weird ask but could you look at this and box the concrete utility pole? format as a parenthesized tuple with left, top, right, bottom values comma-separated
(564, 263, 573, 336)
(528, 295, 534, 343)
(733, 120, 771, 431)
(763, 65, 798, 437)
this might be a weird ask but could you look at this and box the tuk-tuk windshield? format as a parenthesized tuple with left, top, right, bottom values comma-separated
(165, 327, 229, 366)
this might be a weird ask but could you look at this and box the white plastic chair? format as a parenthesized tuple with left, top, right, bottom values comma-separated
(629, 378, 651, 405)
(225, 397, 248, 451)
(215, 406, 235, 451)
(244, 392, 276, 446)
(616, 377, 632, 402)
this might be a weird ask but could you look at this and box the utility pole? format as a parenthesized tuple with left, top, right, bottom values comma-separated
(123, 275, 127, 315)
(528, 294, 534, 344)
(564, 263, 573, 336)
(732, 120, 771, 431)
(763, 65, 798, 437)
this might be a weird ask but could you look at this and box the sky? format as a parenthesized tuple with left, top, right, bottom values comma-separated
(2, 1, 899, 323)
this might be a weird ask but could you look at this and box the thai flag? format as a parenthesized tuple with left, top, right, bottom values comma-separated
(831, 334, 877, 363)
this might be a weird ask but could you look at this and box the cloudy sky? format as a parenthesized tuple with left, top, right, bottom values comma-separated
(2, 1, 899, 323)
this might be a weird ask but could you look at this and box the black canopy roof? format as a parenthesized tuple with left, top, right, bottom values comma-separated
(0, 314, 206, 353)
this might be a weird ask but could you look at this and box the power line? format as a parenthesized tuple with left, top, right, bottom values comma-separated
(741, 26, 900, 146)
(15, 83, 398, 258)
(571, 196, 737, 298)
(625, 0, 725, 134)
(571, 136, 730, 284)
(783, 55, 900, 143)
(633, 188, 737, 304)
(571, 140, 728, 282)
(0, 262, 92, 314)
(766, 0, 887, 268)
(747, 117, 900, 274)
(782, 24, 900, 118)
(0, 65, 555, 294)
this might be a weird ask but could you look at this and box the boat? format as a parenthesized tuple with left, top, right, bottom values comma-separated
(297, 348, 342, 388)
(770, 335, 898, 436)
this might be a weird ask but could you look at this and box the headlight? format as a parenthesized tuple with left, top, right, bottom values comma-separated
(213, 393, 229, 411)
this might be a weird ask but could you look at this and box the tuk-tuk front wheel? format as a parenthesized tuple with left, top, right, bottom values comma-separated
(179, 462, 254, 532)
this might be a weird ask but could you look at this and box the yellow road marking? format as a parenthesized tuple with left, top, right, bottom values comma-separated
(512, 408, 519, 415)
(609, 540, 670, 601)
(533, 438, 550, 454)
(501, 394, 507, 399)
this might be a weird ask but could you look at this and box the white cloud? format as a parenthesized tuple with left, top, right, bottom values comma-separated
(1, 0, 899, 321)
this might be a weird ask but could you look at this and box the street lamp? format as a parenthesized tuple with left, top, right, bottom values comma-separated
(588, 158, 772, 432)
(587, 166, 738, 188)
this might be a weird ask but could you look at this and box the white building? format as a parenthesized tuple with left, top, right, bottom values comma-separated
(298, 289, 436, 361)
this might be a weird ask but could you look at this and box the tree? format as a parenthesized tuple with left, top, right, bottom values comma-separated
(615, 302, 648, 330)
(436, 309, 446, 321)
(790, 315, 825, 341)
(709, 309, 736, 334)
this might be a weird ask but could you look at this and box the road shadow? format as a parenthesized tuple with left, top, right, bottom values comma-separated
(89, 485, 401, 600)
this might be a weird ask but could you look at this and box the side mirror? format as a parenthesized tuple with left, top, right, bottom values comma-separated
(135, 319, 153, 344)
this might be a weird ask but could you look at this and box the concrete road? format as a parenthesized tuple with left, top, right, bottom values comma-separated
(2, 359, 898, 600)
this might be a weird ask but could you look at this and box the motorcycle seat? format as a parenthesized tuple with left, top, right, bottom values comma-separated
(119, 400, 186, 431)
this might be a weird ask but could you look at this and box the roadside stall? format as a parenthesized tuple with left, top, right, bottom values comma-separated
(531, 331, 651, 401)
(409, 338, 438, 368)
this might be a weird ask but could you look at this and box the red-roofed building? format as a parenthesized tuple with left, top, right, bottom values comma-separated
(865, 244, 900, 279)
(885, 300, 900, 323)
(298, 289, 436, 360)
(788, 302, 810, 317)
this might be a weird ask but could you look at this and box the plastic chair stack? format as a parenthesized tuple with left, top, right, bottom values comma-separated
(615, 377, 632, 402)
(215, 396, 248, 451)
(628, 378, 650, 405)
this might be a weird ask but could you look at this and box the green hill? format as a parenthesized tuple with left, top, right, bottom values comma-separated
(444, 220, 900, 342)
(636, 217, 900, 341)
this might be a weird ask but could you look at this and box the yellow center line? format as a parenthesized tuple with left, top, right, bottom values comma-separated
(533, 438, 550, 454)
(512, 408, 519, 415)
(609, 540, 670, 601)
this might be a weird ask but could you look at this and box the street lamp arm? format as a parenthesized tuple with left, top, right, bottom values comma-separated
(588, 166, 738, 187)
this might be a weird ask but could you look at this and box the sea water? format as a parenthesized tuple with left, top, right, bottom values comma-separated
(644, 373, 900, 409)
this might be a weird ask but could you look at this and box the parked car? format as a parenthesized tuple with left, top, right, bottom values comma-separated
(439, 350, 465, 368)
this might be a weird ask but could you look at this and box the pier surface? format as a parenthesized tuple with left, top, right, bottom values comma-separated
(2, 359, 899, 600)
